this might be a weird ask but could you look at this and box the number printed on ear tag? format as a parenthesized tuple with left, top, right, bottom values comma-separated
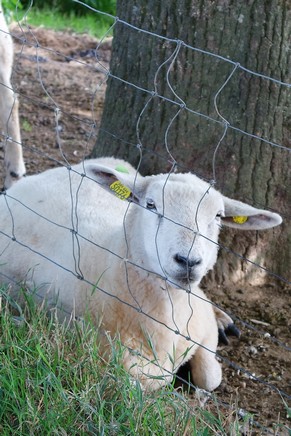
(232, 216, 248, 224)
(110, 181, 131, 200)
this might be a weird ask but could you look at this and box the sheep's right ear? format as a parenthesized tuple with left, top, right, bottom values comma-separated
(85, 164, 141, 203)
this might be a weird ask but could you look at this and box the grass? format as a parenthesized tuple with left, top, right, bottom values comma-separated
(12, 6, 115, 39)
(21, 119, 32, 132)
(0, 286, 258, 435)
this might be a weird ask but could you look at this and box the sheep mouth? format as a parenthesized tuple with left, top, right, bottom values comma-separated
(168, 271, 200, 287)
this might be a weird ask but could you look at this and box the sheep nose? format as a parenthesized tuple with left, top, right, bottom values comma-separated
(174, 254, 202, 268)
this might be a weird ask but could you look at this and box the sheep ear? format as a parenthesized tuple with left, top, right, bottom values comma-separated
(85, 163, 141, 203)
(221, 196, 282, 230)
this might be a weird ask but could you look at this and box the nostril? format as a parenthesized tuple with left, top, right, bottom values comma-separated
(174, 254, 202, 268)
(194, 257, 202, 266)
(187, 257, 202, 267)
(175, 254, 187, 265)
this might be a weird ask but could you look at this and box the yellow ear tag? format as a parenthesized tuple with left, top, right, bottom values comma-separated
(110, 180, 131, 200)
(232, 216, 248, 224)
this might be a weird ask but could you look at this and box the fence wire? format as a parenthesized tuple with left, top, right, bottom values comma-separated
(0, 1, 290, 433)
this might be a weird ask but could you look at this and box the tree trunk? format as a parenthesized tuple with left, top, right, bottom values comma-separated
(92, 0, 290, 287)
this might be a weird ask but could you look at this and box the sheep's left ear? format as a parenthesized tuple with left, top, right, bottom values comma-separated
(221, 196, 282, 230)
(85, 163, 142, 204)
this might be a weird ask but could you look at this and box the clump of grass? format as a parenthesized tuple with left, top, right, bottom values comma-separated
(13, 6, 115, 39)
(21, 118, 32, 132)
(0, 287, 261, 434)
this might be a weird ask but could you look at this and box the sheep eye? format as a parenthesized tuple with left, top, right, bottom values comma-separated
(215, 212, 224, 220)
(146, 198, 156, 210)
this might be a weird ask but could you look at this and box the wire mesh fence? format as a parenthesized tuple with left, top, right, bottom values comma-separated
(0, 1, 290, 433)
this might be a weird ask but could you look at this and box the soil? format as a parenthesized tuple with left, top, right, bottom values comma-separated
(1, 25, 290, 434)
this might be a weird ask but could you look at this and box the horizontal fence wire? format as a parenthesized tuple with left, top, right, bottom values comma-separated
(0, 1, 290, 433)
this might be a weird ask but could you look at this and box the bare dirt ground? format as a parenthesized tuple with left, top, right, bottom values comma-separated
(1, 25, 290, 434)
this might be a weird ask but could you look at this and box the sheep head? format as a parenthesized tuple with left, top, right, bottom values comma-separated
(86, 163, 282, 287)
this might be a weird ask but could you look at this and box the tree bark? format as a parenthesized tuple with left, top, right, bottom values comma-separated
(93, 0, 291, 287)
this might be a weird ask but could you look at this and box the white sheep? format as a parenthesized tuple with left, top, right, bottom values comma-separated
(0, 4, 25, 188)
(0, 157, 282, 391)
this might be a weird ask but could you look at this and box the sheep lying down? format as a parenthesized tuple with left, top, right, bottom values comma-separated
(0, 158, 282, 391)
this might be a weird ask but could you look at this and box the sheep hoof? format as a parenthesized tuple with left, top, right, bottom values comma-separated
(218, 323, 240, 345)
